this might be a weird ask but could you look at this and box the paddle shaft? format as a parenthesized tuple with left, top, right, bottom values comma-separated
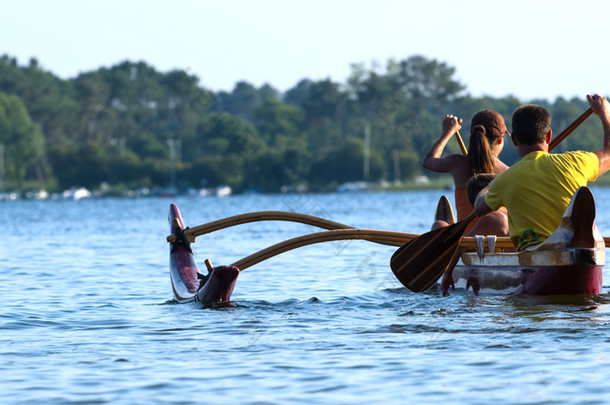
(455, 131, 468, 155)
(548, 108, 593, 151)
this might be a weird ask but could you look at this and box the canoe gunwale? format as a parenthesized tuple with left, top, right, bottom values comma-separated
(460, 246, 605, 267)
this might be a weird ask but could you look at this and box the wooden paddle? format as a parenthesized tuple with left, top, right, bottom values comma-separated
(390, 108, 594, 292)
(549, 108, 592, 151)
(390, 212, 476, 292)
(455, 131, 468, 155)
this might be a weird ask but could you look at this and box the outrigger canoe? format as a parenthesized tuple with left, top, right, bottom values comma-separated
(167, 187, 606, 304)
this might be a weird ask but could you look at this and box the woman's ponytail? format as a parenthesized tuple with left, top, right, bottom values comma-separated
(468, 124, 495, 174)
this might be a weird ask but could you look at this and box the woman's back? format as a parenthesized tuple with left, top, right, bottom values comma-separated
(423, 110, 509, 222)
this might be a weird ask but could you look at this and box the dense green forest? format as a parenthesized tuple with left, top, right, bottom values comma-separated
(0, 54, 603, 194)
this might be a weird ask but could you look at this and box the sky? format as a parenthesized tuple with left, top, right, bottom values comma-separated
(1, 0, 610, 102)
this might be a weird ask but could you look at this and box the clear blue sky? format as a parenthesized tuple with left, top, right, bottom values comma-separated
(2, 0, 609, 101)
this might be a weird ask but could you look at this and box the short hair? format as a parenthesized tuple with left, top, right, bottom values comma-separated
(467, 173, 496, 204)
(511, 104, 551, 145)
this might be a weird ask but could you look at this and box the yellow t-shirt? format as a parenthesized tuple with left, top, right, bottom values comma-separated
(484, 151, 599, 250)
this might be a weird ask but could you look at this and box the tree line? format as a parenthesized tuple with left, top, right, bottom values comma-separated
(0, 54, 602, 194)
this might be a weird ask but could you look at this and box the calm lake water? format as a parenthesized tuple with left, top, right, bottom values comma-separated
(3, 189, 610, 404)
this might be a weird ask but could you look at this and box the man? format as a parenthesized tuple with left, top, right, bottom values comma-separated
(474, 94, 610, 251)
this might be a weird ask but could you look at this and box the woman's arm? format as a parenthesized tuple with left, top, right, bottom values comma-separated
(422, 114, 463, 172)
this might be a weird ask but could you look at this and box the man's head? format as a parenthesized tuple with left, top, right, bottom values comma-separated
(467, 173, 496, 204)
(511, 104, 551, 145)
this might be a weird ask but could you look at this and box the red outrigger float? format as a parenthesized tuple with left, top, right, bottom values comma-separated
(167, 187, 605, 304)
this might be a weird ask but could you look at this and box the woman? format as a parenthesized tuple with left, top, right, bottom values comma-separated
(423, 110, 509, 231)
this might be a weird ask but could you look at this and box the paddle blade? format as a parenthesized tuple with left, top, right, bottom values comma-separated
(390, 214, 475, 292)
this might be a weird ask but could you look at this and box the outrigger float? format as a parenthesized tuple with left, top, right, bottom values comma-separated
(167, 187, 606, 305)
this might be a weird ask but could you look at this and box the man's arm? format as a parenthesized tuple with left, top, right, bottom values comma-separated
(588, 94, 610, 175)
(474, 187, 493, 217)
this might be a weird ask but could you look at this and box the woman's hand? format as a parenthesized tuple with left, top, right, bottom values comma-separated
(442, 114, 463, 136)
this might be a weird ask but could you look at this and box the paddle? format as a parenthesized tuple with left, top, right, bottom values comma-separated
(390, 108, 594, 292)
(390, 212, 476, 292)
(455, 131, 468, 155)
(549, 108, 592, 151)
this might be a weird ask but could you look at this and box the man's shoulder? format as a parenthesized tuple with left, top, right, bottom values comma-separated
(554, 150, 599, 166)
(557, 150, 596, 159)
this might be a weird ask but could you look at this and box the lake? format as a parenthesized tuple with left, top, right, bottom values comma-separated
(3, 189, 610, 404)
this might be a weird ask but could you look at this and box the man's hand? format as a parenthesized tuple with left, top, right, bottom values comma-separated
(587, 94, 610, 120)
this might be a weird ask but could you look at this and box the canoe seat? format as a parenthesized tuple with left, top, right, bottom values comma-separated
(535, 186, 602, 251)
(569, 186, 596, 248)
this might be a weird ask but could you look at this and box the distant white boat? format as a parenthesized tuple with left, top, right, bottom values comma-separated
(63, 187, 92, 200)
(414, 175, 430, 185)
(337, 181, 368, 192)
(28, 189, 49, 200)
(216, 185, 232, 197)
(36, 189, 49, 200)
(0, 191, 19, 201)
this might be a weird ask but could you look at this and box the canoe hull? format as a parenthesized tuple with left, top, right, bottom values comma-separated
(169, 204, 239, 304)
(451, 263, 603, 295)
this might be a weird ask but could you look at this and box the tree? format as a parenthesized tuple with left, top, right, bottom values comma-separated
(284, 79, 313, 107)
(310, 138, 386, 187)
(299, 79, 348, 154)
(389, 55, 466, 113)
(0, 92, 44, 187)
(216, 81, 260, 123)
(254, 99, 306, 149)
(258, 83, 280, 102)
(0, 54, 78, 147)
(0, 53, 604, 193)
